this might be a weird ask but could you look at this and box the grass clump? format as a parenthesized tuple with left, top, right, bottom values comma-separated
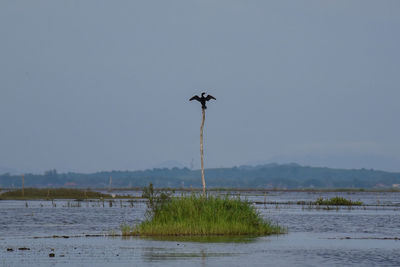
(315, 196, 363, 206)
(123, 185, 285, 236)
(0, 188, 111, 200)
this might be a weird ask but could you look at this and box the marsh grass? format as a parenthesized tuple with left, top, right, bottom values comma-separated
(0, 188, 111, 200)
(315, 196, 363, 206)
(123, 195, 285, 236)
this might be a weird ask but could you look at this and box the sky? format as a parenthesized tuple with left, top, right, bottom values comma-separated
(1, 0, 400, 174)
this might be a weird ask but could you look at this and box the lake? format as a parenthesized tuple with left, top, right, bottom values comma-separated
(1, 191, 399, 266)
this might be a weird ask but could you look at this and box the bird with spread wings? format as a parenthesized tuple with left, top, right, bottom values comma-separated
(189, 91, 216, 195)
(189, 92, 216, 109)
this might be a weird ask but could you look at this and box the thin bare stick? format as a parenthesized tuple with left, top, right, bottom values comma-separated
(22, 174, 24, 197)
(200, 108, 206, 196)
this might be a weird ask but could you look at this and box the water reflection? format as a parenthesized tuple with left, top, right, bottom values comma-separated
(142, 245, 237, 264)
(143, 248, 230, 260)
(137, 235, 258, 243)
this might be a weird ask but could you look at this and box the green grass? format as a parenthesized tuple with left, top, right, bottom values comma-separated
(315, 196, 363, 206)
(0, 188, 112, 200)
(122, 195, 285, 236)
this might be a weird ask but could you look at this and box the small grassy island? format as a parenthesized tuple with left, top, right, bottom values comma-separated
(296, 196, 363, 206)
(315, 196, 363, 206)
(122, 185, 285, 236)
(0, 188, 112, 200)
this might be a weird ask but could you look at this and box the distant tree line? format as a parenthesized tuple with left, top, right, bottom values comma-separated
(1, 163, 400, 189)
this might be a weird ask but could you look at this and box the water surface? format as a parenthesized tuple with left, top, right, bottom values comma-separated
(1, 191, 399, 266)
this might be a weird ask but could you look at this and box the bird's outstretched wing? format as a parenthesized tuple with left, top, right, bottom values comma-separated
(205, 94, 216, 101)
(189, 95, 201, 102)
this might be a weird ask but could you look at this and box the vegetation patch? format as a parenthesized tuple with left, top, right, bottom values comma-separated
(122, 184, 285, 236)
(314, 197, 363, 206)
(0, 188, 112, 200)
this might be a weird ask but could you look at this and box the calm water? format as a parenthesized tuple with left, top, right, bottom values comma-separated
(1, 191, 400, 266)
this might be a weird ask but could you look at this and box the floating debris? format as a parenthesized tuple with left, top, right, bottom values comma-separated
(51, 235, 70, 238)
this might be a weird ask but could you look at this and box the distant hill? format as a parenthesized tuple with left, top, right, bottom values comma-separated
(1, 164, 400, 189)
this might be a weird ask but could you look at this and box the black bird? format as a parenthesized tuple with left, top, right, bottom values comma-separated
(189, 92, 216, 109)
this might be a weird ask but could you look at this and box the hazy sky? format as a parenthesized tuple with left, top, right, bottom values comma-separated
(1, 1, 400, 173)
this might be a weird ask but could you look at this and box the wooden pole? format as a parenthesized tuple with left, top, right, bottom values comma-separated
(200, 108, 206, 196)
(22, 174, 24, 197)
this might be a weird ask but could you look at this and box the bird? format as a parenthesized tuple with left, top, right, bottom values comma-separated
(189, 92, 216, 109)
